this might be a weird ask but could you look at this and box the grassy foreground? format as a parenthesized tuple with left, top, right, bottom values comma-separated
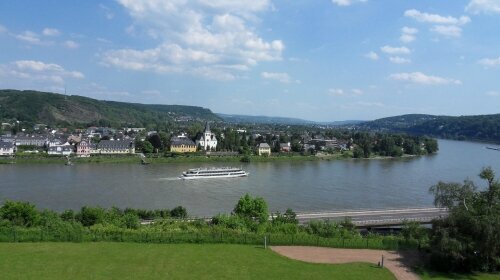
(0, 243, 395, 280)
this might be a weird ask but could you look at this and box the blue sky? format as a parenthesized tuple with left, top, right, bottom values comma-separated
(0, 0, 499, 121)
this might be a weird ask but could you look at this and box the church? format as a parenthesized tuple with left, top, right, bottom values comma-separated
(196, 122, 217, 151)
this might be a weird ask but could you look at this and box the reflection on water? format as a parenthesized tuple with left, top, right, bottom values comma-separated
(0, 140, 499, 216)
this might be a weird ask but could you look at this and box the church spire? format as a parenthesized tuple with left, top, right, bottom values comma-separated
(205, 121, 210, 132)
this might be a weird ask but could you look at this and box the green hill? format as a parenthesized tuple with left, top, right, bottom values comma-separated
(0, 89, 220, 128)
(357, 114, 500, 143)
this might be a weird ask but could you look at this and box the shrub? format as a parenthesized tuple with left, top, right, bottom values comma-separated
(170, 206, 187, 219)
(77, 206, 105, 227)
(0, 200, 40, 227)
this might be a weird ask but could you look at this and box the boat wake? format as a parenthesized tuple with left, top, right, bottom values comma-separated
(158, 177, 182, 181)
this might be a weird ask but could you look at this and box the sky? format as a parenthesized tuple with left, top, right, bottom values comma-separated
(0, 0, 499, 122)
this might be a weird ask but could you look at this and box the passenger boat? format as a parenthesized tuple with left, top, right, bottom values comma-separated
(180, 167, 249, 180)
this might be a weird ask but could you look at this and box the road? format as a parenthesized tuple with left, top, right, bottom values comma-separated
(294, 207, 448, 227)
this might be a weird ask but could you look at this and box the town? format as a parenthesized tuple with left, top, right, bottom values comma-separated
(0, 119, 439, 161)
(0, 121, 351, 158)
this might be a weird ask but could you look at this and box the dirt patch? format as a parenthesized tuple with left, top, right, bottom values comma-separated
(271, 246, 420, 280)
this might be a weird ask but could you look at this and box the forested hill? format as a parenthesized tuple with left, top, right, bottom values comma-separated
(217, 113, 364, 126)
(357, 114, 500, 143)
(0, 89, 220, 127)
(217, 113, 315, 125)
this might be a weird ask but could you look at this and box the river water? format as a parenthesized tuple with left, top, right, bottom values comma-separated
(0, 140, 499, 216)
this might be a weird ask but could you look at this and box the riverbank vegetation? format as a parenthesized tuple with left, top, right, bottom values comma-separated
(0, 194, 414, 250)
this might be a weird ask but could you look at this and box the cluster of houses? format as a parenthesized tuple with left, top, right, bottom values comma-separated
(0, 130, 135, 157)
(170, 122, 218, 153)
(1, 120, 349, 158)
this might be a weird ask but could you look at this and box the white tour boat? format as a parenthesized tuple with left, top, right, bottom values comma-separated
(180, 167, 249, 180)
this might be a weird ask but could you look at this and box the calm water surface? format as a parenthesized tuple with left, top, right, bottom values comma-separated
(1, 140, 499, 216)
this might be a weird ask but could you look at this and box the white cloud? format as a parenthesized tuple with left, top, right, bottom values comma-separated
(404, 9, 470, 38)
(198, 0, 271, 14)
(389, 72, 461, 85)
(486, 90, 499, 96)
(400, 26, 418, 43)
(328, 88, 363, 96)
(15, 31, 41, 44)
(0, 24, 7, 34)
(351, 88, 363, 95)
(380, 45, 411, 55)
(13, 60, 84, 79)
(400, 34, 416, 43)
(466, 0, 500, 15)
(431, 25, 462, 37)
(389, 56, 411, 64)
(0, 60, 84, 90)
(404, 9, 471, 25)
(331, 0, 367, 6)
(99, 4, 115, 20)
(104, 0, 283, 80)
(357, 101, 384, 107)
(63, 40, 79, 49)
(42, 28, 60, 36)
(261, 72, 293, 83)
(364, 51, 379, 60)
(478, 56, 500, 67)
(402, 26, 418, 34)
(328, 88, 344, 96)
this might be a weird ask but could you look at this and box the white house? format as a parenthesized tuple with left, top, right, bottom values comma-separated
(97, 140, 135, 154)
(48, 142, 74, 156)
(0, 141, 15, 156)
(257, 143, 271, 156)
(196, 122, 217, 151)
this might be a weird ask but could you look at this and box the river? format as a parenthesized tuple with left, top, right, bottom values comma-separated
(0, 140, 499, 216)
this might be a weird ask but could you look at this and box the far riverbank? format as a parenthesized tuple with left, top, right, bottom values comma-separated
(0, 151, 430, 165)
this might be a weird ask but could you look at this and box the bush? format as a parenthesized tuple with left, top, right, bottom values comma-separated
(233, 194, 268, 224)
(211, 214, 248, 231)
(121, 213, 140, 229)
(170, 206, 187, 219)
(77, 206, 105, 227)
(0, 200, 40, 227)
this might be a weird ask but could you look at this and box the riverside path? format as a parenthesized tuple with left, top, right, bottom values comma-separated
(293, 207, 448, 227)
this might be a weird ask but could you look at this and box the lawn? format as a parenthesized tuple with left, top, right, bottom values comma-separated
(0, 243, 395, 280)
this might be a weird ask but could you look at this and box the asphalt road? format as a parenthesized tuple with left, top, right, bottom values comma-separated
(295, 207, 449, 226)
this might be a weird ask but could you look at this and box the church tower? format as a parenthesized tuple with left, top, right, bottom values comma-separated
(204, 122, 211, 143)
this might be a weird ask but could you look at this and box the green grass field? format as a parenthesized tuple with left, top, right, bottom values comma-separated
(0, 243, 395, 280)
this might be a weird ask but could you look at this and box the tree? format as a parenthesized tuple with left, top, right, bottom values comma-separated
(121, 212, 139, 229)
(147, 134, 162, 152)
(170, 206, 188, 218)
(291, 140, 302, 152)
(424, 138, 439, 154)
(159, 132, 169, 151)
(352, 146, 364, 158)
(77, 206, 105, 227)
(428, 167, 500, 272)
(0, 200, 40, 227)
(233, 194, 269, 224)
(141, 141, 154, 154)
(273, 208, 298, 225)
(401, 221, 428, 243)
